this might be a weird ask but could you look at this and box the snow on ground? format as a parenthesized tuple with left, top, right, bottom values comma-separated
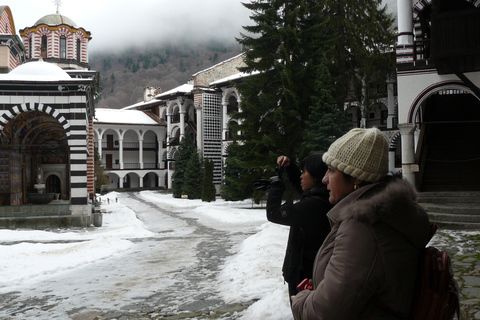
(0, 191, 293, 319)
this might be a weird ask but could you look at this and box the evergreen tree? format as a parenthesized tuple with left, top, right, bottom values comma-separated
(221, 142, 252, 201)
(322, 0, 396, 109)
(94, 148, 109, 194)
(302, 55, 350, 156)
(233, 0, 329, 185)
(201, 158, 216, 202)
(172, 134, 196, 198)
(182, 150, 203, 199)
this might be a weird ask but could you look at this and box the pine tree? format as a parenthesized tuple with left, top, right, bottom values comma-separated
(94, 148, 109, 194)
(322, 0, 396, 109)
(201, 158, 216, 202)
(233, 0, 329, 185)
(227, 0, 395, 198)
(302, 56, 350, 156)
(221, 142, 252, 201)
(182, 150, 203, 199)
(172, 134, 196, 198)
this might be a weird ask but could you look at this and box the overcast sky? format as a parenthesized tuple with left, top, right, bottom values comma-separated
(8, 0, 397, 53)
(8, 0, 254, 52)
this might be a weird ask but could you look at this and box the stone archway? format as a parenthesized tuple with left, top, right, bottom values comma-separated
(0, 110, 69, 204)
(413, 89, 480, 191)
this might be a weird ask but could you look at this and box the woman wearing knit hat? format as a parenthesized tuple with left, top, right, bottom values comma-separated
(291, 128, 432, 320)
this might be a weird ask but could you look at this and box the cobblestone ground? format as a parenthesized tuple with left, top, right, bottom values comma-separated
(430, 229, 480, 320)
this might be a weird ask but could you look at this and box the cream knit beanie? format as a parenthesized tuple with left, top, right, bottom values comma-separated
(322, 128, 389, 182)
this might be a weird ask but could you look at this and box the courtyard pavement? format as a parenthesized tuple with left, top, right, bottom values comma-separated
(431, 228, 480, 319)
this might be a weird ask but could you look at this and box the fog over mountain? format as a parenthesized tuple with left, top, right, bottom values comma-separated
(9, 0, 399, 109)
(90, 40, 243, 109)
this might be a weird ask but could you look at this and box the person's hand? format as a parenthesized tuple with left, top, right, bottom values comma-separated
(277, 155, 290, 167)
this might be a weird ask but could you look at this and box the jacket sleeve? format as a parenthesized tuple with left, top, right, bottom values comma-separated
(286, 163, 303, 196)
(266, 186, 330, 227)
(291, 220, 381, 319)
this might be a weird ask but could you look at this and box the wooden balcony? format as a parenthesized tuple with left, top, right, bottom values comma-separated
(431, 8, 480, 74)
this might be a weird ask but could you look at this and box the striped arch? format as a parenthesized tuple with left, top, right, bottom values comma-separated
(221, 87, 240, 106)
(389, 131, 401, 150)
(413, 0, 480, 20)
(407, 81, 479, 123)
(0, 102, 70, 136)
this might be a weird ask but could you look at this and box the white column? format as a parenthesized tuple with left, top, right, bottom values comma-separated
(119, 175, 124, 188)
(389, 149, 396, 173)
(166, 113, 172, 143)
(157, 137, 163, 169)
(180, 110, 186, 141)
(387, 78, 396, 129)
(397, 0, 414, 45)
(30, 33, 35, 59)
(119, 138, 124, 170)
(398, 123, 417, 187)
(139, 138, 144, 169)
(97, 136, 103, 159)
(222, 102, 228, 140)
(195, 105, 203, 152)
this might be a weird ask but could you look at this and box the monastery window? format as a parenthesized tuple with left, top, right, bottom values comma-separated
(171, 108, 180, 123)
(381, 110, 388, 125)
(29, 39, 32, 59)
(60, 36, 66, 59)
(76, 39, 81, 62)
(226, 120, 238, 140)
(227, 96, 238, 114)
(41, 35, 48, 58)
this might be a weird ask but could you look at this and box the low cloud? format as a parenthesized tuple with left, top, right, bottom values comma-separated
(10, 0, 397, 53)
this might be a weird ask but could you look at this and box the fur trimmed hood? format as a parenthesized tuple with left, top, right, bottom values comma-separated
(327, 177, 431, 249)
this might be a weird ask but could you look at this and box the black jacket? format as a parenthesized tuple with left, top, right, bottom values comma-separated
(266, 164, 332, 293)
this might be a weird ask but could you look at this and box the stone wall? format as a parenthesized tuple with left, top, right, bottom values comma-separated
(193, 53, 245, 88)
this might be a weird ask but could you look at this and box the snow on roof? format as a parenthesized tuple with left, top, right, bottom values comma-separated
(94, 108, 162, 125)
(209, 70, 259, 86)
(155, 83, 194, 99)
(122, 98, 163, 110)
(192, 52, 245, 77)
(0, 61, 72, 81)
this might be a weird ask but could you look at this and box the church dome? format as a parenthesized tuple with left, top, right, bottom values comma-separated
(5, 61, 72, 81)
(35, 13, 77, 27)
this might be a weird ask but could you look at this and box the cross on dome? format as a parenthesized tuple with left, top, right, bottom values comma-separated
(54, 0, 62, 14)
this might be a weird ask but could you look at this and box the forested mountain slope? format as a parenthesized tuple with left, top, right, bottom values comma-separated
(89, 40, 243, 109)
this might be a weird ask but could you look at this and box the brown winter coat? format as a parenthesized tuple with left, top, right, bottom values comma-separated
(291, 177, 431, 320)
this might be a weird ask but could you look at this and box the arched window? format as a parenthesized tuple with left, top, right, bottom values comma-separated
(76, 39, 81, 62)
(28, 38, 32, 59)
(60, 36, 66, 59)
(227, 95, 238, 114)
(226, 120, 238, 140)
(41, 35, 48, 58)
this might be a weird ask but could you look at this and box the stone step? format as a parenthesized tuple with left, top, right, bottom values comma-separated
(418, 191, 480, 229)
(418, 192, 480, 204)
(428, 219, 480, 230)
(419, 203, 480, 215)
(428, 212, 480, 223)
(0, 215, 91, 229)
(0, 204, 72, 217)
